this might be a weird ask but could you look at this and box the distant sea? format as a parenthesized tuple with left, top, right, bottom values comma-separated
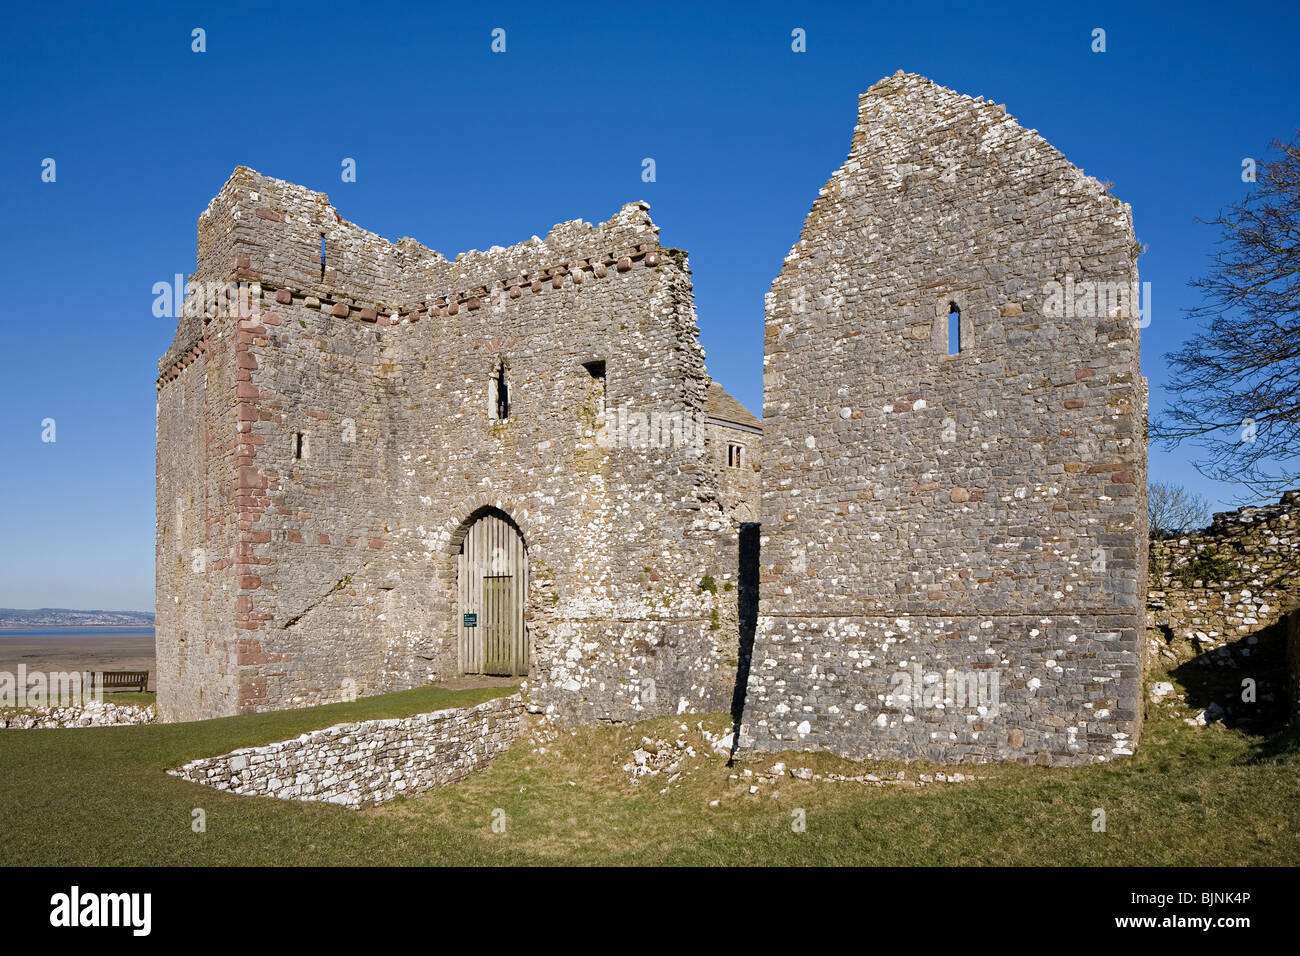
(0, 628, 156, 677)
(0, 628, 155, 637)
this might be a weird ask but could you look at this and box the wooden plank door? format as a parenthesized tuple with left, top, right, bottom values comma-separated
(458, 512, 528, 676)
(483, 576, 513, 674)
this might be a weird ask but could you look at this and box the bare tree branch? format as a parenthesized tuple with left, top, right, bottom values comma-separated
(1152, 133, 1300, 495)
(1148, 481, 1211, 538)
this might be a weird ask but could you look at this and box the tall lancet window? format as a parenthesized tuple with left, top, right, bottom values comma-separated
(489, 359, 510, 421)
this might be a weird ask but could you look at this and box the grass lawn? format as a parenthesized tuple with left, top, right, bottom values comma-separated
(101, 691, 157, 707)
(0, 674, 1296, 866)
(4, 690, 156, 711)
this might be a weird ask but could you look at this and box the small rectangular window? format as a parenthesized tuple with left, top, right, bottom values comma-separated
(727, 443, 743, 468)
(294, 433, 307, 459)
(947, 304, 962, 355)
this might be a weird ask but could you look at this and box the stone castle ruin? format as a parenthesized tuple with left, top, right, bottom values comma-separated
(156, 171, 760, 724)
(157, 72, 1147, 765)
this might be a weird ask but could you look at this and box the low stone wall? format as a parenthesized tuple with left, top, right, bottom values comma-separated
(1147, 491, 1300, 669)
(0, 700, 156, 729)
(170, 694, 524, 808)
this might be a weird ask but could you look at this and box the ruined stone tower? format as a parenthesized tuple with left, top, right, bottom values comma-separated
(155, 169, 758, 721)
(739, 72, 1147, 764)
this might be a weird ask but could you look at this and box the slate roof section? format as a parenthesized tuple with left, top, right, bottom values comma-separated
(706, 382, 761, 431)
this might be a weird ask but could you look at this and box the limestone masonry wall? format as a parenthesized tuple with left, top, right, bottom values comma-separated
(741, 72, 1147, 765)
(156, 305, 241, 718)
(169, 694, 523, 808)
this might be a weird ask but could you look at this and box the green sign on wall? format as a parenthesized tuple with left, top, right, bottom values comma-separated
(463, 613, 478, 628)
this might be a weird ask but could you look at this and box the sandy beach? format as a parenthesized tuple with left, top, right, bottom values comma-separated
(0, 629, 155, 686)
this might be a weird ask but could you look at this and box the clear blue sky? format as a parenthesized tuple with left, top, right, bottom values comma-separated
(1, 1, 1295, 612)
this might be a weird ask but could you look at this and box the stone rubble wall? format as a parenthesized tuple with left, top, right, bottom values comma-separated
(0, 700, 156, 729)
(169, 694, 524, 808)
(742, 72, 1146, 765)
(1147, 491, 1300, 668)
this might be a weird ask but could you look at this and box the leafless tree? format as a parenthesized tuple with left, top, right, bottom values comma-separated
(1148, 481, 1211, 538)
(1152, 132, 1300, 495)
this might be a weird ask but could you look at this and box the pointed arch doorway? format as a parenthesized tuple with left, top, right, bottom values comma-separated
(457, 509, 528, 676)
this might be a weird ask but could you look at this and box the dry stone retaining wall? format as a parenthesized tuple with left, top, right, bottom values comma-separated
(0, 700, 156, 729)
(169, 693, 523, 808)
(1147, 491, 1300, 667)
(1146, 492, 1300, 729)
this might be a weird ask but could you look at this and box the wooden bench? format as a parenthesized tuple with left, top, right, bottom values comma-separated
(92, 671, 150, 694)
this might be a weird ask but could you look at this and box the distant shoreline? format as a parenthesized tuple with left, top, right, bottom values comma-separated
(0, 609, 154, 630)
(0, 626, 155, 634)
(0, 613, 154, 631)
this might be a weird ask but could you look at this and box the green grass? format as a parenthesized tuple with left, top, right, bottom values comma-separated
(0, 674, 1296, 866)
(101, 691, 157, 707)
(4, 690, 156, 710)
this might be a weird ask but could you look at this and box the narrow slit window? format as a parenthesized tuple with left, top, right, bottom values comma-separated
(490, 361, 510, 421)
(320, 235, 326, 279)
(583, 359, 606, 414)
(294, 433, 307, 459)
(947, 303, 962, 355)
